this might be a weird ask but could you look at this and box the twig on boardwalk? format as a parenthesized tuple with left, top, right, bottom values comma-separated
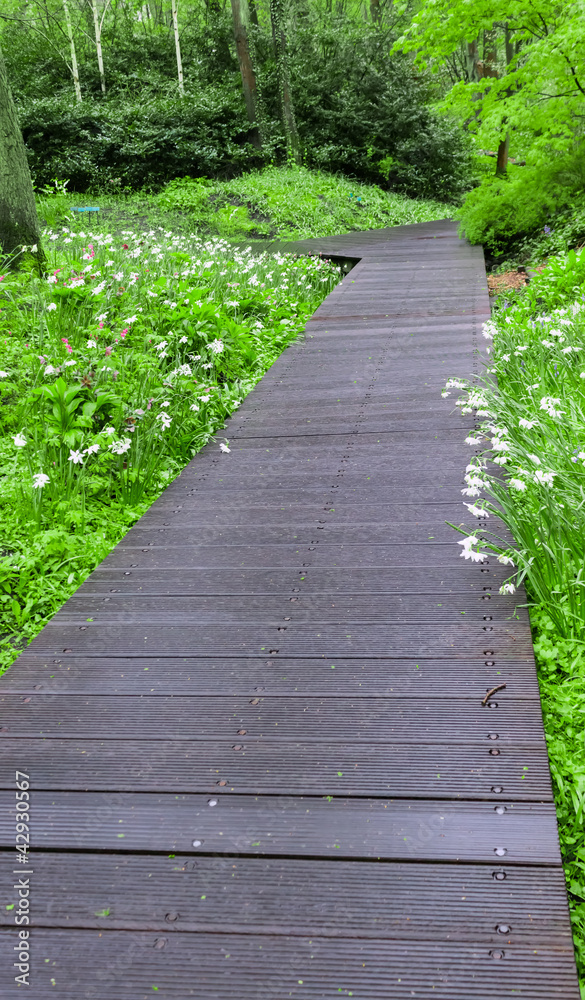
(482, 683, 506, 706)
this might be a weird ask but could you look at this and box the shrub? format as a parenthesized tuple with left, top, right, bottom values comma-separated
(459, 149, 585, 254)
(18, 92, 263, 192)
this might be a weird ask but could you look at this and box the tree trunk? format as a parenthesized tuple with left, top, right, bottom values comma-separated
(62, 0, 82, 101)
(270, 0, 300, 162)
(90, 0, 106, 94)
(231, 0, 262, 148)
(0, 44, 45, 270)
(171, 0, 185, 96)
(369, 0, 380, 23)
(494, 26, 516, 176)
(465, 40, 480, 84)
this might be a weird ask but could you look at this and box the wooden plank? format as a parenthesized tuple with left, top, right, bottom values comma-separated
(0, 792, 561, 861)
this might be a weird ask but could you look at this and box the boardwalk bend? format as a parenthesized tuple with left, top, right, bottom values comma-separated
(0, 220, 579, 997)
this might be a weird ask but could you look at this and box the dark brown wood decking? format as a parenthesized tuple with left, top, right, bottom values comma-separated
(0, 220, 579, 998)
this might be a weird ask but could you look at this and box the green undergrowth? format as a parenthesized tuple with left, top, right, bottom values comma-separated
(445, 251, 585, 988)
(0, 224, 341, 671)
(36, 165, 454, 244)
(532, 609, 585, 989)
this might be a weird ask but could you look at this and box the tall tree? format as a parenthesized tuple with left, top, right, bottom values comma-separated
(0, 42, 45, 269)
(395, 0, 585, 172)
(62, 0, 82, 101)
(89, 0, 108, 95)
(270, 0, 300, 161)
(231, 0, 263, 147)
(171, 0, 185, 96)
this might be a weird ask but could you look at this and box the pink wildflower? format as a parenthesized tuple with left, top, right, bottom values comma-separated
(105, 345, 113, 356)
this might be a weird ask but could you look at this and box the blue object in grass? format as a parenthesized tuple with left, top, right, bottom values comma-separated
(71, 207, 100, 213)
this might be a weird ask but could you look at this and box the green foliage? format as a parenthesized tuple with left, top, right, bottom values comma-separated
(157, 165, 454, 240)
(459, 155, 584, 254)
(0, 213, 341, 670)
(532, 610, 585, 985)
(396, 0, 585, 161)
(18, 92, 262, 192)
(447, 249, 585, 986)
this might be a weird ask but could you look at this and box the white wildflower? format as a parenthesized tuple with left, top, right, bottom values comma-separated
(199, 395, 210, 403)
(103, 425, 116, 435)
(32, 473, 50, 489)
(68, 449, 84, 464)
(46, 302, 57, 312)
(481, 321, 497, 340)
(219, 442, 231, 453)
(465, 435, 483, 446)
(155, 341, 168, 352)
(160, 401, 170, 408)
(445, 379, 467, 389)
(441, 390, 451, 398)
(179, 336, 188, 344)
(109, 437, 132, 454)
(13, 433, 27, 448)
(465, 503, 490, 518)
(509, 478, 527, 492)
(85, 443, 100, 455)
(527, 453, 541, 465)
(499, 583, 516, 596)
(46, 275, 57, 284)
(190, 404, 200, 412)
(97, 313, 108, 322)
(497, 554, 515, 566)
(519, 418, 536, 429)
(534, 469, 555, 487)
(0, 371, 8, 378)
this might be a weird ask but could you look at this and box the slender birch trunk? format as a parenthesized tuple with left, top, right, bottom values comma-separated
(62, 0, 82, 102)
(231, 0, 262, 148)
(171, 0, 184, 97)
(90, 0, 106, 94)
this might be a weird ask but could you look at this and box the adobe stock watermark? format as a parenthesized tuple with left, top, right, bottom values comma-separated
(9, 770, 33, 986)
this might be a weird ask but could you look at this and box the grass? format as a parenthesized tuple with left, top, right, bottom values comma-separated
(445, 248, 585, 992)
(0, 219, 342, 671)
(36, 165, 454, 243)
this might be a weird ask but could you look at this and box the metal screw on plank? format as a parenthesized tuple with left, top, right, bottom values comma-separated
(237, 729, 247, 736)
(492, 871, 507, 880)
(22, 697, 31, 704)
(124, 572, 131, 576)
(153, 938, 167, 949)
(269, 649, 279, 654)
(483, 626, 494, 632)
(249, 699, 260, 706)
(233, 745, 243, 751)
(79, 626, 87, 631)
(491, 786, 504, 794)
(494, 847, 507, 857)
(165, 912, 179, 922)
(489, 950, 505, 959)
(63, 649, 72, 653)
(495, 806, 507, 815)
(277, 627, 287, 632)
(489, 749, 501, 756)
(192, 840, 203, 848)
(217, 780, 227, 787)
(208, 799, 218, 807)
(487, 734, 499, 740)
(265, 661, 273, 667)
(255, 687, 265, 692)
(483, 616, 493, 621)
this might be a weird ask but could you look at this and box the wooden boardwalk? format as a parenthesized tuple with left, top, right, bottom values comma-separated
(0, 220, 579, 997)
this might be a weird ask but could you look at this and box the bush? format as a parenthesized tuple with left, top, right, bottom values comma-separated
(18, 91, 263, 192)
(459, 150, 585, 255)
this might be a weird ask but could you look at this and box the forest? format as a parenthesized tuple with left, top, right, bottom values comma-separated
(1, 1, 585, 991)
(1, 0, 584, 258)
